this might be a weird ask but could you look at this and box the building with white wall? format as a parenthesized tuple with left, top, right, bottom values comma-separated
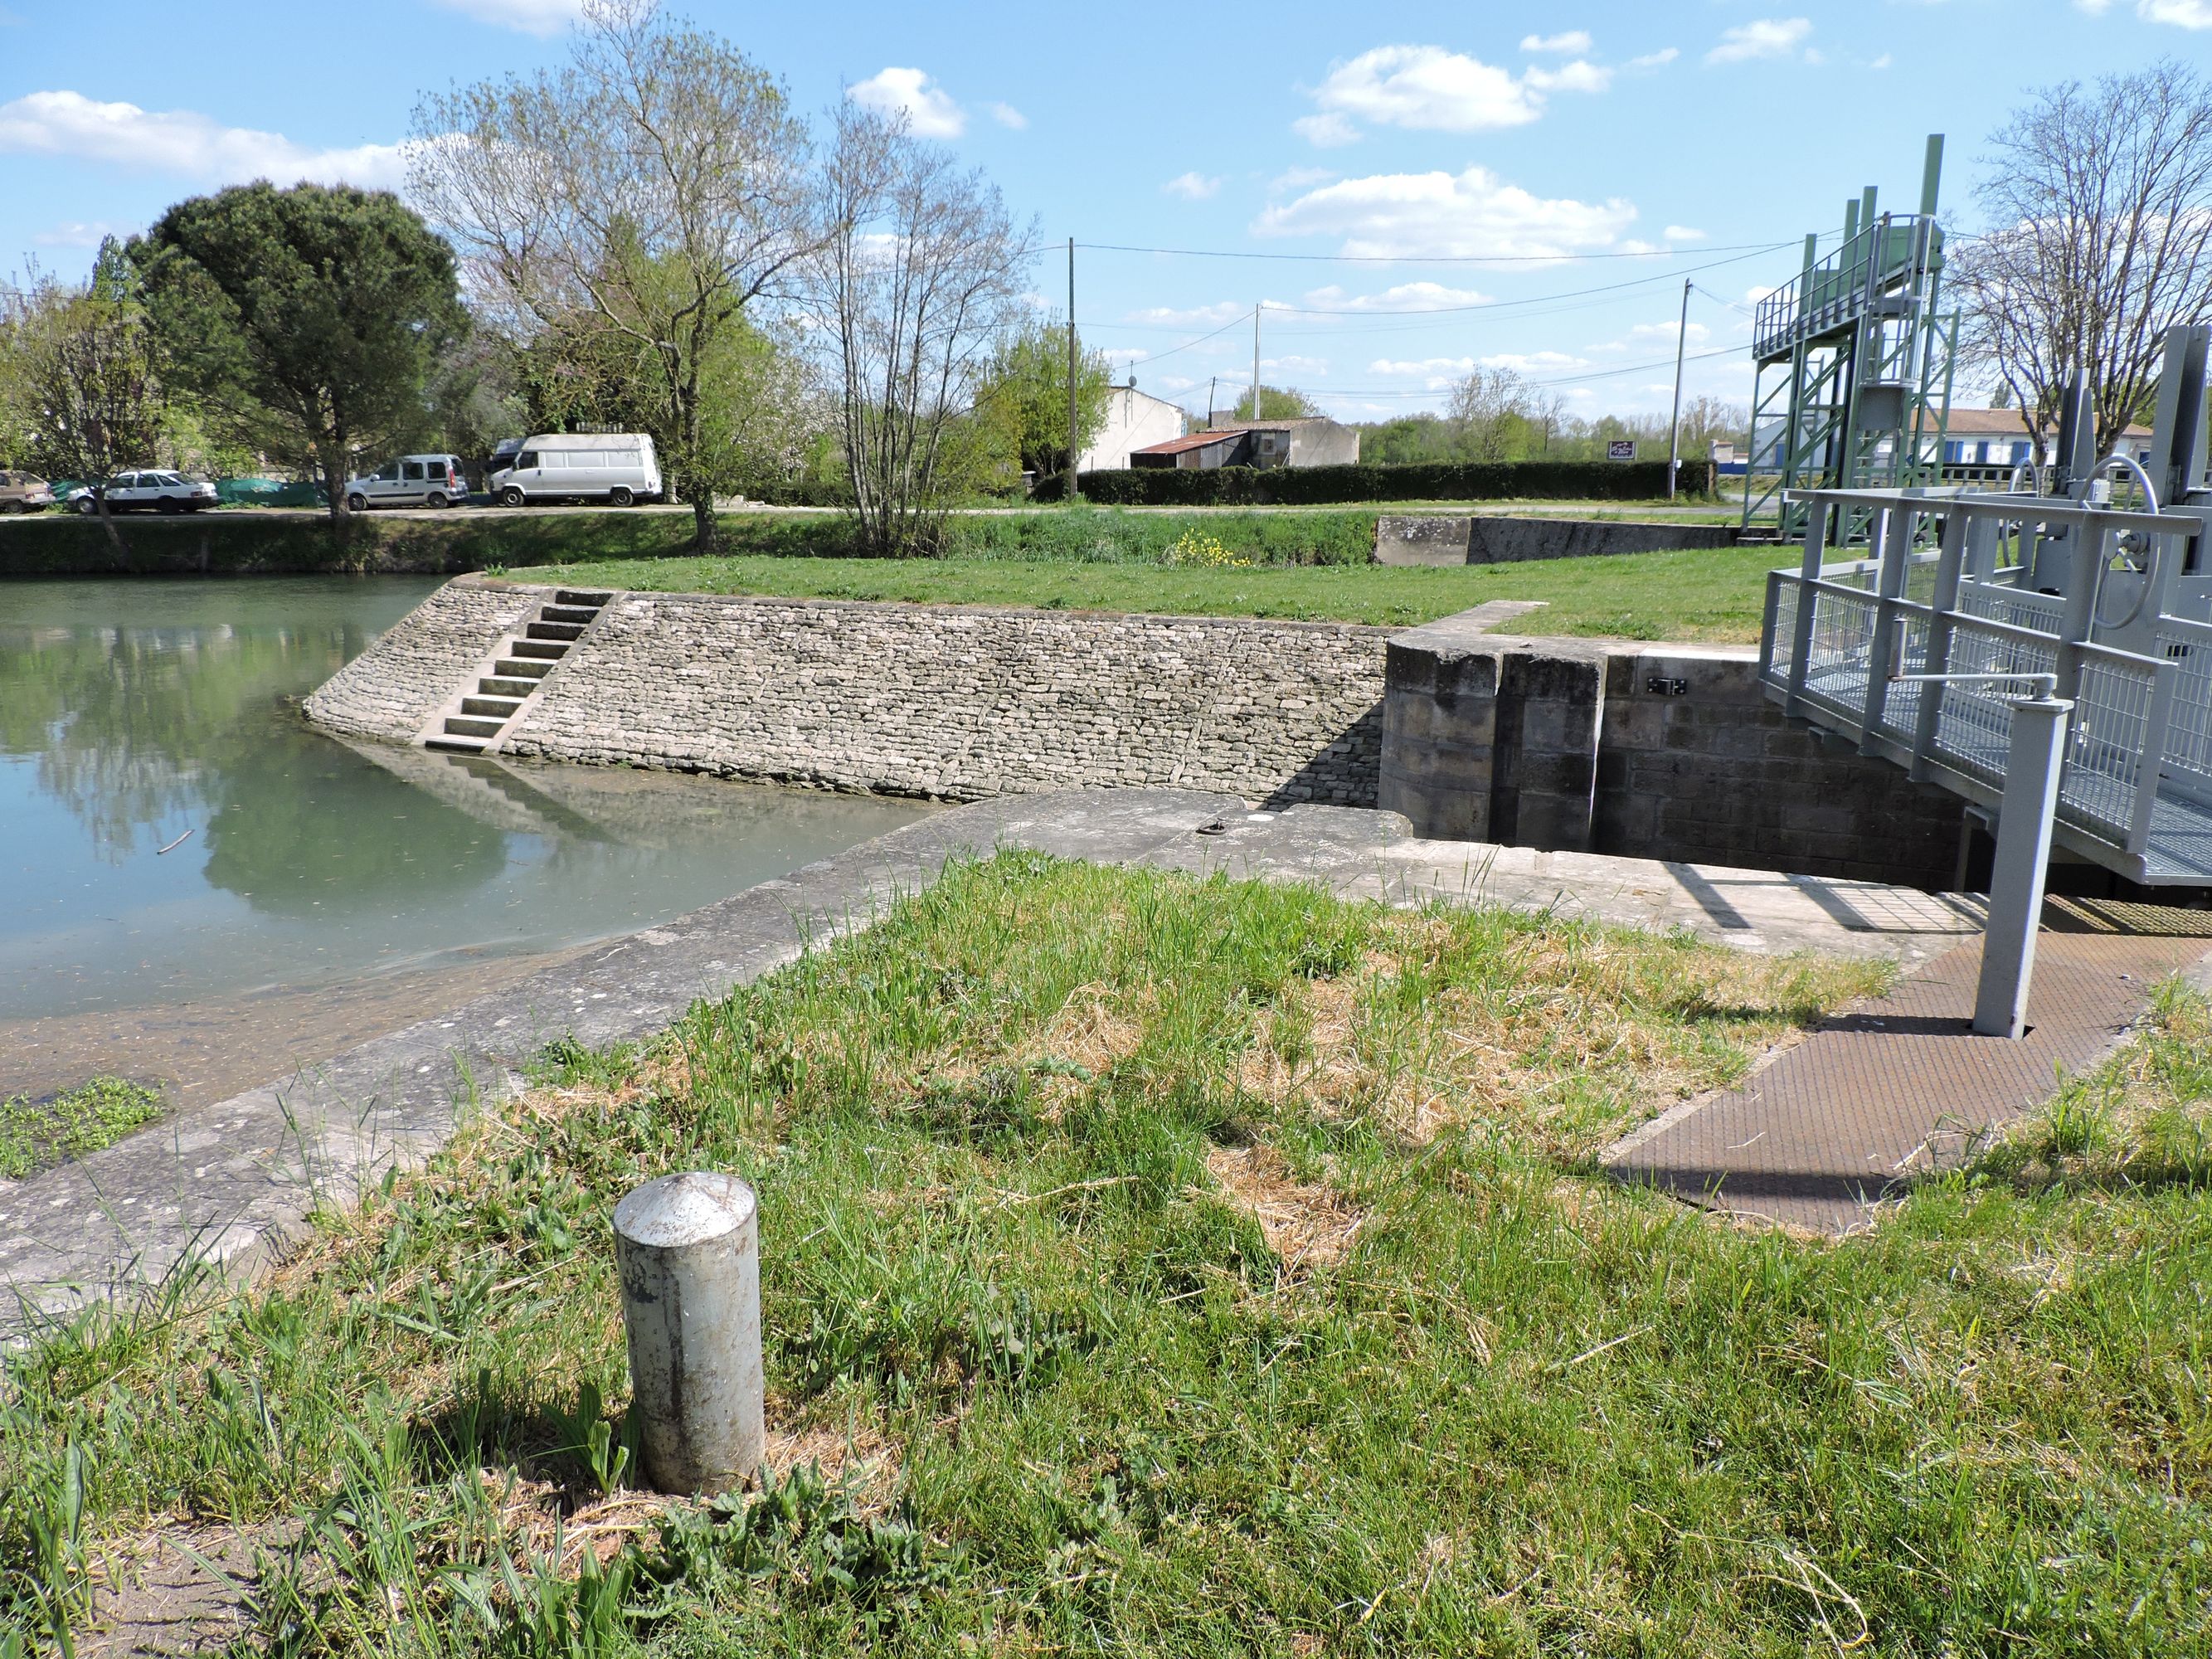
(1078, 386, 1189, 473)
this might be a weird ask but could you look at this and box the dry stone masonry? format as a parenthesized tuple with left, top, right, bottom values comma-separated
(308, 581, 539, 742)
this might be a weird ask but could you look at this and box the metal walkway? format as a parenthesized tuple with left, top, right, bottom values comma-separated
(1761, 486, 2212, 887)
(1607, 898, 2212, 1233)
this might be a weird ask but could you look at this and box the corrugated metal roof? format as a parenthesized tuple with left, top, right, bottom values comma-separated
(1132, 431, 1245, 455)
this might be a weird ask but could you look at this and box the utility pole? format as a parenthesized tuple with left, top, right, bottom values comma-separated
(1066, 237, 1080, 502)
(1252, 302, 1262, 422)
(1666, 277, 1691, 500)
(1206, 376, 1215, 428)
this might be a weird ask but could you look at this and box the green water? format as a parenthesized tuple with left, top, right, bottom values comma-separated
(0, 578, 928, 1024)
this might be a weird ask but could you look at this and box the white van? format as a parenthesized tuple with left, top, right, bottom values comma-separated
(489, 433, 662, 508)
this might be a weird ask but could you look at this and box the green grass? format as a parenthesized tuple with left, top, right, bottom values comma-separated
(531, 542, 1780, 639)
(0, 1077, 163, 1180)
(7, 854, 2210, 1656)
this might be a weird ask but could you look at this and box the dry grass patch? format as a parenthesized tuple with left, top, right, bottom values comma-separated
(1204, 1143, 1365, 1272)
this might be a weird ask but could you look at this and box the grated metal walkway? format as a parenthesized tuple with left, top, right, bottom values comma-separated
(1606, 898, 2212, 1234)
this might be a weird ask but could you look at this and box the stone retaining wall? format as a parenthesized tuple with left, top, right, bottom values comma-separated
(314, 579, 1392, 807)
(1373, 515, 1741, 567)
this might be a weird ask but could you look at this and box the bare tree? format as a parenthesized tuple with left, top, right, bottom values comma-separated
(0, 246, 163, 552)
(814, 105, 1032, 556)
(1446, 364, 1529, 461)
(411, 0, 816, 546)
(1949, 60, 2212, 455)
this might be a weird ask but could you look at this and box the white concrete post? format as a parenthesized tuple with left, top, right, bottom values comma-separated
(612, 1171, 765, 1495)
(1972, 696, 2072, 1039)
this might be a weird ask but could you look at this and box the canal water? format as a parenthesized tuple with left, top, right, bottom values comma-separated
(0, 577, 929, 1108)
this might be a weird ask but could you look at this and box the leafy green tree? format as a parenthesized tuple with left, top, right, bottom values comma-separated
(1228, 383, 1321, 421)
(134, 182, 468, 523)
(972, 320, 1112, 479)
(0, 241, 164, 549)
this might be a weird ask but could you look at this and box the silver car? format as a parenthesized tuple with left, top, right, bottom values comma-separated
(344, 455, 469, 511)
(70, 470, 218, 514)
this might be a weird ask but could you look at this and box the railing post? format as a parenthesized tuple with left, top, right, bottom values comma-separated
(1860, 504, 1908, 743)
(1974, 693, 2073, 1039)
(1912, 505, 1971, 777)
(1787, 494, 1830, 714)
(2129, 662, 2177, 859)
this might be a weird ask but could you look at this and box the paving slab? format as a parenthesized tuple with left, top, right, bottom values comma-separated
(1606, 898, 2212, 1234)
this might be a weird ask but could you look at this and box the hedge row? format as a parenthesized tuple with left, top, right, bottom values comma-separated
(1036, 458, 1713, 506)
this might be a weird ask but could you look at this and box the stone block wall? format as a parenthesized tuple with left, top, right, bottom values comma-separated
(1373, 515, 1742, 567)
(306, 581, 537, 742)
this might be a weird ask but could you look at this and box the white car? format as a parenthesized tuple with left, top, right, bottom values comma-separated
(70, 470, 218, 514)
(489, 433, 660, 507)
(344, 455, 469, 511)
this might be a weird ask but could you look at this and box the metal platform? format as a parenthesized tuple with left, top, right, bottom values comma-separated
(1761, 486, 2212, 888)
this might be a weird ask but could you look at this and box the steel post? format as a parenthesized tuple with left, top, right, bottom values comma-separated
(614, 1171, 766, 1494)
(1972, 695, 2072, 1039)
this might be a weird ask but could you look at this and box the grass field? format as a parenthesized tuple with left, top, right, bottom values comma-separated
(528, 542, 1781, 640)
(7, 855, 2210, 1657)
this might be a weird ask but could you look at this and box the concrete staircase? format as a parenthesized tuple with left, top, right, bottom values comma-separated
(419, 589, 614, 755)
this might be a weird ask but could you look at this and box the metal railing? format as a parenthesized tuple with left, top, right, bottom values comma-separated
(1760, 487, 2212, 883)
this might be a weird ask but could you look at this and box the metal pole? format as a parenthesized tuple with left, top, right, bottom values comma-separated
(1667, 277, 1691, 499)
(1973, 694, 2072, 1039)
(1066, 237, 1080, 501)
(1252, 302, 1262, 422)
(614, 1171, 766, 1494)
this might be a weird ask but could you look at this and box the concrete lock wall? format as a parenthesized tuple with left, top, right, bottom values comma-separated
(1373, 515, 1743, 567)
(1378, 621, 1968, 888)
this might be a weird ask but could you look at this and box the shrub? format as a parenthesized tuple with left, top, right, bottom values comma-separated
(1036, 458, 1714, 506)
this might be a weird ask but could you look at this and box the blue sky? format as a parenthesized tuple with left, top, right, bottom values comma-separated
(2, 0, 2205, 423)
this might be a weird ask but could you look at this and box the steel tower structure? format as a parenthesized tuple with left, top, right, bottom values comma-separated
(1741, 135, 1959, 545)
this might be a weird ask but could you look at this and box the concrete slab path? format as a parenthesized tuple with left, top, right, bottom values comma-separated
(0, 790, 2013, 1340)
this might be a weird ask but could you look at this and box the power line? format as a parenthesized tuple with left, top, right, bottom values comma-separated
(1076, 237, 1799, 265)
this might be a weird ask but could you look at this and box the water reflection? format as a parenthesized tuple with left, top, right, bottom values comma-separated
(0, 579, 927, 1025)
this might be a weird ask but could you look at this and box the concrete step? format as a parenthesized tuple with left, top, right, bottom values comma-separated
(527, 621, 585, 642)
(512, 640, 568, 661)
(479, 676, 537, 698)
(445, 715, 506, 739)
(556, 589, 614, 606)
(462, 695, 524, 718)
(541, 604, 599, 625)
(494, 657, 553, 678)
(425, 737, 489, 755)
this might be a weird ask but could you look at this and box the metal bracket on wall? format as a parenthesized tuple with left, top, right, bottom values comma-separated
(1646, 677, 1689, 697)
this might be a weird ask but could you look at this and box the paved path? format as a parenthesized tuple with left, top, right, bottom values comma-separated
(1606, 898, 2212, 1234)
(0, 790, 2008, 1339)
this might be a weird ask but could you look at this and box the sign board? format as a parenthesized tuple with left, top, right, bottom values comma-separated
(1607, 440, 1637, 461)
(1711, 441, 1736, 465)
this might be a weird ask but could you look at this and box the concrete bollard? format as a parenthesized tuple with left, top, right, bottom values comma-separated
(612, 1171, 765, 1495)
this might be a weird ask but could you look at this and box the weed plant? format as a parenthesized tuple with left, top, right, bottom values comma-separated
(0, 1078, 162, 1180)
(2, 858, 2206, 1655)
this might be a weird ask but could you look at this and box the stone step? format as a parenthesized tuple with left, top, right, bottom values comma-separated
(479, 676, 537, 698)
(512, 640, 568, 661)
(445, 715, 506, 739)
(556, 589, 615, 607)
(425, 737, 489, 755)
(541, 605, 598, 625)
(494, 657, 554, 677)
(527, 621, 585, 642)
(462, 695, 524, 718)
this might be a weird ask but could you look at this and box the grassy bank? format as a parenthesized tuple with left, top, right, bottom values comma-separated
(7, 854, 2210, 1655)
(527, 543, 1779, 639)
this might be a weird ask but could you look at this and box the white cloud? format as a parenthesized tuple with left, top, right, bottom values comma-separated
(33, 219, 119, 247)
(0, 90, 409, 187)
(847, 67, 965, 139)
(1300, 280, 1491, 312)
(1627, 46, 1680, 69)
(989, 102, 1028, 129)
(1520, 30, 1592, 52)
(430, 0, 582, 35)
(1706, 18, 1813, 64)
(1291, 111, 1362, 148)
(1163, 171, 1222, 201)
(1483, 350, 1592, 375)
(1305, 45, 1543, 136)
(1371, 355, 1478, 377)
(1103, 348, 1149, 365)
(1256, 166, 1636, 259)
(1270, 164, 1336, 193)
(1263, 354, 1330, 374)
(2140, 0, 2212, 23)
(1524, 60, 1613, 95)
(1625, 319, 1712, 345)
(1870, 52, 1894, 68)
(1125, 300, 1247, 327)
(1663, 225, 1705, 241)
(1157, 375, 1199, 393)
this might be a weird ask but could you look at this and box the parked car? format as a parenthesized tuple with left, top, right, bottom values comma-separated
(343, 455, 470, 511)
(488, 434, 661, 507)
(70, 470, 219, 514)
(0, 470, 56, 513)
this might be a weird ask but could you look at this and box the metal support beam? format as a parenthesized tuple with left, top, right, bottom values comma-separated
(1974, 694, 2072, 1039)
